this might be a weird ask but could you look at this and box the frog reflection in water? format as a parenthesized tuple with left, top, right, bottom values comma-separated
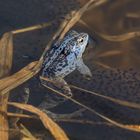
(39, 30, 92, 109)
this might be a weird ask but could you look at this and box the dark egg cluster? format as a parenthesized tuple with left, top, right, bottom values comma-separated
(70, 67, 140, 124)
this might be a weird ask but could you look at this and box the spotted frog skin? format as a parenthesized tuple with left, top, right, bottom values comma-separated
(39, 30, 92, 109)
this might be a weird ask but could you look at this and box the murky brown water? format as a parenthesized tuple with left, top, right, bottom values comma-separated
(1, 0, 140, 139)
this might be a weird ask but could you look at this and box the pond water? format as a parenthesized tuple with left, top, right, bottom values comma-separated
(0, 0, 140, 140)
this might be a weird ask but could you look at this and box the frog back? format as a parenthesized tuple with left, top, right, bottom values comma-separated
(42, 30, 79, 69)
(43, 52, 77, 78)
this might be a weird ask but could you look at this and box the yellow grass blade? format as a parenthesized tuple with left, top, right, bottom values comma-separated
(93, 61, 115, 70)
(0, 32, 13, 140)
(20, 124, 37, 140)
(97, 50, 123, 58)
(0, 61, 40, 96)
(97, 31, 140, 41)
(12, 22, 52, 35)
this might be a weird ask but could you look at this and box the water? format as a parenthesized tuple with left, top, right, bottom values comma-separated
(1, 0, 140, 139)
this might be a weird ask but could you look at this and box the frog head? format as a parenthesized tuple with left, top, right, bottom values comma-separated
(69, 32, 89, 58)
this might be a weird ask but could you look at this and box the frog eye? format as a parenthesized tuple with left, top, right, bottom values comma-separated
(77, 38, 84, 43)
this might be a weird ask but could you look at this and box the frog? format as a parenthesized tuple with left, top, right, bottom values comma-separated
(39, 30, 92, 109)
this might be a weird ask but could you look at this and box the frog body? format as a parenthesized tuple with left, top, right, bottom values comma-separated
(39, 30, 92, 109)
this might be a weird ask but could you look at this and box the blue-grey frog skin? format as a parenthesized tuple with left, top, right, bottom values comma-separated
(39, 30, 92, 109)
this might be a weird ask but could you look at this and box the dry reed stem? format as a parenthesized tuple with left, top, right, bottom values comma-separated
(8, 102, 69, 140)
(97, 31, 140, 41)
(93, 61, 116, 70)
(87, 0, 108, 11)
(126, 12, 140, 18)
(41, 82, 140, 133)
(0, 33, 13, 77)
(97, 50, 123, 58)
(8, 112, 38, 119)
(0, 32, 13, 140)
(12, 22, 52, 35)
(0, 61, 39, 95)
